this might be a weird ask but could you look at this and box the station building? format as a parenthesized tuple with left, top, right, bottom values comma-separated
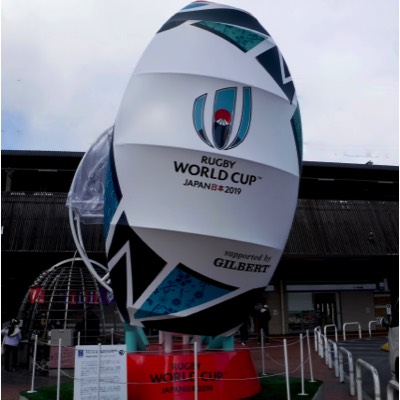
(1, 150, 398, 336)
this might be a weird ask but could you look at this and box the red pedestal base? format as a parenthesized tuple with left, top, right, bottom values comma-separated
(127, 347, 260, 399)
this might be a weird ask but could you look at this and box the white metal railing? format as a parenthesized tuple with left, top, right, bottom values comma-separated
(368, 320, 381, 339)
(356, 358, 381, 400)
(314, 326, 320, 352)
(306, 330, 316, 383)
(327, 339, 339, 376)
(323, 334, 330, 364)
(343, 322, 362, 341)
(314, 323, 392, 400)
(387, 379, 399, 400)
(338, 346, 355, 396)
(318, 330, 324, 358)
(315, 329, 339, 374)
(324, 324, 338, 342)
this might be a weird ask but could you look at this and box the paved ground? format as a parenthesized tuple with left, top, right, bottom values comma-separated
(1, 333, 394, 400)
(248, 335, 355, 400)
(337, 336, 398, 400)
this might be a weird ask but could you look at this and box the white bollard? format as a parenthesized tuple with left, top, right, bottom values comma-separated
(194, 341, 198, 400)
(57, 338, 62, 400)
(193, 336, 202, 353)
(306, 330, 315, 382)
(298, 334, 307, 396)
(182, 335, 190, 345)
(164, 332, 172, 353)
(284, 339, 291, 400)
(260, 328, 266, 375)
(27, 334, 38, 393)
(97, 343, 102, 400)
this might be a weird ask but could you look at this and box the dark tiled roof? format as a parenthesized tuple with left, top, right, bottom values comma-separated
(1, 150, 85, 158)
(1, 193, 103, 253)
(285, 199, 398, 256)
(2, 150, 398, 200)
(2, 193, 398, 257)
(2, 150, 397, 170)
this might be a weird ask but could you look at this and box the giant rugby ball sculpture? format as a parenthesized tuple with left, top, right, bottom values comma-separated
(88, 1, 302, 337)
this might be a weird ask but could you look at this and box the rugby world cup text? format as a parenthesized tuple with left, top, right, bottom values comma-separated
(173, 155, 259, 186)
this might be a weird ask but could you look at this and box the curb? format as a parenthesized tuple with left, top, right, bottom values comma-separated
(312, 384, 324, 400)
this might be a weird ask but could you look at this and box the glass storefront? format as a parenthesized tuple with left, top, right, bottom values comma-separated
(287, 292, 337, 333)
(287, 292, 314, 333)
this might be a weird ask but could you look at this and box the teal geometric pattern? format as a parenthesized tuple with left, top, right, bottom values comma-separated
(193, 21, 267, 52)
(135, 264, 236, 319)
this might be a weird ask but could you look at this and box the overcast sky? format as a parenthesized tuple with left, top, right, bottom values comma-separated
(2, 0, 399, 165)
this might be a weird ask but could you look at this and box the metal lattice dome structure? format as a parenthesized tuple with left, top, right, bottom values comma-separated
(17, 255, 125, 345)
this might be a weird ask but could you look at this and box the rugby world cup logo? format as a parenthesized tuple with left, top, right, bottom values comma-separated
(193, 86, 252, 150)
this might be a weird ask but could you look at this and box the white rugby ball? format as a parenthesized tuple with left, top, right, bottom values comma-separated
(103, 1, 302, 336)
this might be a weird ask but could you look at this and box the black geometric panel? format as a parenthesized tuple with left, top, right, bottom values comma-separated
(109, 253, 130, 323)
(107, 212, 167, 309)
(256, 47, 295, 103)
(158, 8, 269, 36)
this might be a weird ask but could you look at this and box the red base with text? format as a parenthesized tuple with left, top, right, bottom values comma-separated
(127, 347, 261, 399)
